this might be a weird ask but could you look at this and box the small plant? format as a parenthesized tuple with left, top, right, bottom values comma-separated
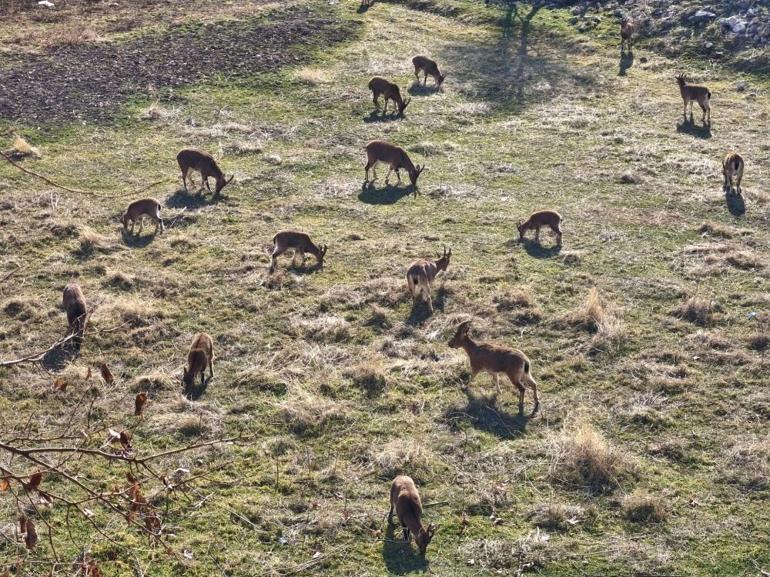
(621, 491, 668, 523)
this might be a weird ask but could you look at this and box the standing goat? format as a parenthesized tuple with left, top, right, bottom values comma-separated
(177, 149, 233, 197)
(412, 56, 445, 87)
(269, 230, 327, 273)
(722, 152, 744, 195)
(406, 246, 451, 314)
(620, 18, 634, 49)
(448, 321, 540, 414)
(62, 283, 87, 349)
(368, 77, 411, 117)
(363, 140, 424, 188)
(388, 475, 437, 556)
(517, 210, 563, 246)
(183, 332, 214, 389)
(122, 198, 164, 236)
(676, 74, 711, 122)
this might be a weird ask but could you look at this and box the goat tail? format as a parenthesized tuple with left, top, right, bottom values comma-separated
(707, 90, 712, 99)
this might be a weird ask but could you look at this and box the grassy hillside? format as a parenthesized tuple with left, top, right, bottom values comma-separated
(1, 1, 768, 576)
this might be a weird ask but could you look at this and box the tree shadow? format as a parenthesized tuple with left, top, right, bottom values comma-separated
(121, 229, 157, 248)
(676, 115, 712, 139)
(41, 338, 79, 371)
(363, 110, 402, 123)
(618, 47, 634, 76)
(358, 181, 415, 205)
(407, 82, 440, 96)
(725, 191, 746, 217)
(165, 188, 213, 209)
(382, 522, 429, 575)
(184, 375, 211, 401)
(444, 387, 530, 440)
(521, 238, 562, 259)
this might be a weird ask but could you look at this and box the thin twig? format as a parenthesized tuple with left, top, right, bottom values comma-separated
(0, 332, 77, 368)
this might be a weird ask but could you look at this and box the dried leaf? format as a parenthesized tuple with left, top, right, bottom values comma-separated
(0, 477, 9, 491)
(53, 377, 68, 391)
(19, 514, 27, 534)
(126, 472, 137, 484)
(25, 519, 37, 549)
(86, 366, 92, 380)
(82, 561, 101, 577)
(25, 471, 42, 492)
(119, 431, 132, 451)
(134, 392, 148, 416)
(100, 363, 114, 385)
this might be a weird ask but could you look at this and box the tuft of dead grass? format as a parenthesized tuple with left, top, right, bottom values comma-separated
(621, 490, 668, 523)
(373, 439, 435, 482)
(76, 225, 120, 256)
(722, 435, 770, 490)
(671, 295, 718, 326)
(531, 502, 586, 531)
(4, 135, 41, 159)
(344, 363, 386, 397)
(567, 287, 604, 332)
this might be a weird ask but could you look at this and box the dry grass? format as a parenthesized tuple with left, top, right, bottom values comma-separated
(531, 502, 586, 531)
(722, 435, 770, 490)
(621, 490, 668, 523)
(671, 295, 717, 326)
(373, 439, 435, 482)
(566, 287, 604, 332)
(4, 135, 41, 159)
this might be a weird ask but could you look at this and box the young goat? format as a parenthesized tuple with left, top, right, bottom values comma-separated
(183, 332, 214, 389)
(406, 246, 451, 314)
(62, 283, 87, 349)
(364, 140, 424, 188)
(177, 149, 233, 196)
(676, 74, 711, 122)
(388, 475, 437, 556)
(412, 56, 445, 87)
(517, 210, 563, 246)
(620, 18, 634, 49)
(269, 230, 327, 273)
(121, 198, 164, 236)
(722, 152, 744, 195)
(368, 77, 411, 117)
(448, 321, 540, 414)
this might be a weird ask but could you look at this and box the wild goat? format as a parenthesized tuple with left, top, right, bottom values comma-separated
(62, 283, 87, 349)
(620, 18, 634, 49)
(676, 74, 711, 122)
(406, 247, 451, 314)
(122, 198, 164, 236)
(177, 149, 233, 196)
(517, 210, 563, 246)
(368, 77, 411, 116)
(448, 321, 540, 414)
(388, 475, 437, 556)
(412, 56, 445, 87)
(364, 140, 424, 187)
(183, 332, 214, 389)
(722, 152, 744, 195)
(269, 230, 327, 273)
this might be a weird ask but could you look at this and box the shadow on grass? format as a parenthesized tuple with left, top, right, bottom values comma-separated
(444, 387, 530, 440)
(41, 337, 80, 371)
(521, 238, 562, 259)
(406, 286, 447, 325)
(363, 110, 403, 123)
(165, 188, 214, 210)
(407, 82, 440, 96)
(619, 47, 634, 76)
(676, 115, 712, 139)
(184, 375, 211, 401)
(356, 1, 371, 13)
(725, 191, 746, 217)
(358, 181, 415, 204)
(121, 229, 157, 248)
(382, 522, 428, 575)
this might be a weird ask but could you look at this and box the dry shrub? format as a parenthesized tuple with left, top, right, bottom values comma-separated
(493, 288, 542, 324)
(222, 140, 263, 156)
(91, 296, 162, 328)
(364, 304, 391, 330)
(175, 415, 211, 438)
(2, 297, 40, 321)
(373, 439, 434, 481)
(459, 532, 549, 572)
(294, 68, 331, 85)
(104, 270, 134, 291)
(747, 334, 769, 352)
(568, 287, 604, 332)
(293, 315, 351, 343)
(278, 398, 350, 438)
(138, 102, 175, 121)
(345, 363, 386, 397)
(698, 221, 735, 239)
(4, 135, 41, 159)
(621, 490, 667, 523)
(531, 502, 586, 531)
(76, 226, 120, 256)
(233, 367, 288, 395)
(549, 421, 636, 494)
(722, 435, 770, 490)
(590, 315, 626, 355)
(129, 372, 175, 394)
(671, 296, 717, 326)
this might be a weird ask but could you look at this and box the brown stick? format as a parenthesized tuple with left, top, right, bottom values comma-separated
(0, 332, 78, 368)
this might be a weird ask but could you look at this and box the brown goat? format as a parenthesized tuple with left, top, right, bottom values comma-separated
(62, 283, 87, 349)
(620, 18, 634, 49)
(676, 74, 711, 122)
(412, 56, 445, 87)
(364, 140, 424, 188)
(388, 475, 437, 556)
(448, 321, 539, 414)
(368, 77, 411, 117)
(406, 247, 451, 314)
(183, 332, 214, 389)
(517, 210, 563, 246)
(122, 198, 164, 236)
(177, 149, 233, 196)
(722, 152, 744, 195)
(269, 230, 327, 273)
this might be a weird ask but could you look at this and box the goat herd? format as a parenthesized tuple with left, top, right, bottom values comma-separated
(48, 16, 748, 558)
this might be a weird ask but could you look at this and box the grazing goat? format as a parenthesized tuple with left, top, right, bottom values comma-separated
(517, 210, 563, 246)
(722, 152, 744, 195)
(177, 149, 233, 196)
(448, 321, 540, 414)
(183, 332, 214, 389)
(368, 77, 411, 117)
(364, 140, 424, 187)
(269, 230, 327, 273)
(62, 283, 87, 349)
(676, 74, 711, 122)
(412, 56, 445, 87)
(388, 475, 436, 556)
(620, 18, 634, 49)
(406, 246, 451, 314)
(122, 198, 164, 236)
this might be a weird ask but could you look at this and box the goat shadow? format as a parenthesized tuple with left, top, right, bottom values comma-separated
(618, 47, 634, 76)
(184, 375, 211, 401)
(676, 114, 712, 139)
(406, 286, 448, 326)
(519, 238, 562, 259)
(358, 181, 415, 205)
(356, 1, 370, 13)
(444, 386, 531, 440)
(407, 82, 441, 96)
(121, 228, 157, 248)
(363, 110, 403, 123)
(725, 190, 746, 217)
(41, 335, 80, 371)
(382, 522, 429, 575)
(165, 187, 217, 210)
